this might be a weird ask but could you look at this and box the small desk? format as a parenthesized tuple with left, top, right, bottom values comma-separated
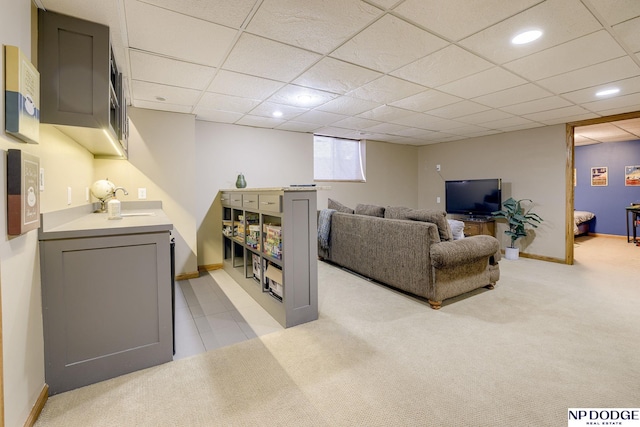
(626, 205, 640, 243)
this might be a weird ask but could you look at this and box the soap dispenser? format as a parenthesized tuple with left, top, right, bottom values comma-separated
(107, 187, 128, 220)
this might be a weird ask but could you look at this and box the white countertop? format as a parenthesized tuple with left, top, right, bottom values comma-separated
(220, 186, 330, 192)
(39, 202, 173, 240)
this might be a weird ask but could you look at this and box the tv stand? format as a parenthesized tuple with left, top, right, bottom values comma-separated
(461, 217, 495, 237)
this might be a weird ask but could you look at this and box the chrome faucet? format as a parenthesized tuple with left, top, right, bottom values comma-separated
(113, 187, 128, 197)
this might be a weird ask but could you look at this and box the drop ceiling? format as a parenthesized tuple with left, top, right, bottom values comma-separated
(35, 0, 640, 146)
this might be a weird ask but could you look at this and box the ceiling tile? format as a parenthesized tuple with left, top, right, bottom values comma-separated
(500, 96, 573, 115)
(313, 126, 362, 139)
(535, 57, 640, 94)
(356, 105, 415, 122)
(365, 122, 409, 134)
(445, 124, 494, 136)
(575, 123, 638, 142)
(275, 121, 322, 133)
(348, 75, 426, 104)
(437, 67, 527, 99)
(504, 30, 627, 81)
(125, 0, 238, 66)
(194, 109, 244, 123)
(222, 33, 322, 81)
(366, 0, 398, 9)
(133, 99, 193, 114)
(389, 90, 462, 112)
(426, 101, 490, 119)
(248, 102, 308, 120)
(459, 0, 601, 64)
(246, 0, 381, 53)
(482, 116, 538, 130)
(207, 70, 285, 100)
(129, 50, 215, 90)
(562, 76, 640, 104)
(198, 92, 261, 113)
(293, 58, 382, 94)
(131, 80, 202, 105)
(316, 96, 382, 115)
(581, 92, 640, 113)
(472, 84, 552, 108)
(456, 109, 515, 125)
(235, 115, 285, 128)
(293, 110, 347, 125)
(393, 0, 542, 41)
(613, 17, 640, 53)
(330, 14, 449, 73)
(331, 117, 382, 130)
(391, 45, 493, 88)
(586, 0, 640, 26)
(392, 113, 464, 131)
(139, 0, 258, 28)
(267, 85, 339, 108)
(523, 105, 592, 123)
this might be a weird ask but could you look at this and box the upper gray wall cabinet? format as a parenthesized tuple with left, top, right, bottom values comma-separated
(38, 9, 128, 159)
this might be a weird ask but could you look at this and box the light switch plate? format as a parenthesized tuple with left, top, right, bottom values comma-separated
(67, 187, 72, 205)
(138, 188, 147, 200)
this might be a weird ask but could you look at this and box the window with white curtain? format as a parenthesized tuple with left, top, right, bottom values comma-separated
(313, 135, 366, 182)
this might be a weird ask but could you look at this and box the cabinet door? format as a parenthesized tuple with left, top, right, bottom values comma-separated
(38, 9, 110, 129)
(40, 232, 173, 394)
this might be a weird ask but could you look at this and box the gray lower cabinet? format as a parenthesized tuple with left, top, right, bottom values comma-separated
(40, 231, 173, 395)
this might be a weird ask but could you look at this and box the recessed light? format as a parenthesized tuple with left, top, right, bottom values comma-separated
(596, 88, 620, 97)
(272, 111, 283, 118)
(297, 94, 312, 103)
(511, 29, 542, 45)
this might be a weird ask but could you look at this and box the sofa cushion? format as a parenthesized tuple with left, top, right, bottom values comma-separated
(355, 203, 385, 217)
(328, 198, 354, 214)
(384, 206, 413, 219)
(448, 219, 465, 240)
(405, 209, 453, 242)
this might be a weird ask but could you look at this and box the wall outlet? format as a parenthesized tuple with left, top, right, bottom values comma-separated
(436, 164, 441, 172)
(85, 187, 90, 201)
(138, 188, 147, 200)
(67, 187, 72, 205)
(437, 196, 441, 203)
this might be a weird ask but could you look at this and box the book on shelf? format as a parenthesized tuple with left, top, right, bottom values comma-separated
(265, 263, 283, 300)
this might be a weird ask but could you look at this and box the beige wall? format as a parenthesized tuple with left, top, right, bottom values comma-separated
(1, 2, 97, 425)
(315, 139, 419, 210)
(95, 107, 198, 276)
(194, 122, 420, 267)
(418, 125, 567, 261)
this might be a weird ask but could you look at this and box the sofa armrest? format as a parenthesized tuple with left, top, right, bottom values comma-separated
(430, 235, 500, 268)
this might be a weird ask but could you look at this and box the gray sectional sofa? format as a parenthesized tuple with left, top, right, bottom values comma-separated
(318, 200, 500, 309)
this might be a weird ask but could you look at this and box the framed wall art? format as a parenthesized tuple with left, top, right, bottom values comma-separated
(625, 165, 640, 186)
(591, 167, 608, 187)
(4, 45, 40, 144)
(7, 149, 40, 235)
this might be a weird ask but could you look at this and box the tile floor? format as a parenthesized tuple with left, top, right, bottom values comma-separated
(173, 269, 283, 360)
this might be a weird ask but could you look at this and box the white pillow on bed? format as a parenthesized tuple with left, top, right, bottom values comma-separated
(447, 219, 465, 240)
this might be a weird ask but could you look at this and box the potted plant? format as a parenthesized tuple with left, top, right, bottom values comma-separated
(492, 197, 543, 260)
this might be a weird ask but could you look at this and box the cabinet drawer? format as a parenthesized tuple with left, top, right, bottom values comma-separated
(227, 193, 243, 207)
(221, 192, 242, 207)
(243, 194, 258, 210)
(259, 194, 282, 213)
(463, 222, 482, 236)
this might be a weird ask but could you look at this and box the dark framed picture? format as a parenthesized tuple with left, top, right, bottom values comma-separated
(7, 149, 40, 235)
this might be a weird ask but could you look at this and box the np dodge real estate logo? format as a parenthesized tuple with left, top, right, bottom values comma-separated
(568, 408, 640, 426)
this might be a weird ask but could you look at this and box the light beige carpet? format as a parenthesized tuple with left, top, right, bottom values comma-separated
(35, 236, 640, 426)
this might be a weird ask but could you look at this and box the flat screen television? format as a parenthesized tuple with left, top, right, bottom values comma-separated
(445, 179, 502, 217)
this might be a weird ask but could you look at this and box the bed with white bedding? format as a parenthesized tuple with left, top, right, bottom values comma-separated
(574, 210, 595, 236)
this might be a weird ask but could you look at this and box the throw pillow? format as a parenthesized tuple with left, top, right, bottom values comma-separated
(405, 209, 453, 241)
(448, 219, 465, 240)
(355, 203, 385, 217)
(328, 198, 354, 214)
